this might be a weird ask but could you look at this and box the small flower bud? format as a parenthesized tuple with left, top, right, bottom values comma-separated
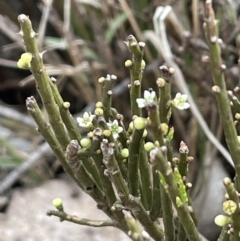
(94, 107, 104, 116)
(144, 142, 155, 152)
(63, 102, 70, 109)
(133, 117, 146, 130)
(176, 196, 183, 207)
(121, 148, 129, 158)
(156, 78, 166, 88)
(214, 215, 230, 227)
(212, 85, 221, 93)
(223, 200, 237, 215)
(98, 77, 105, 84)
(103, 130, 112, 137)
(160, 123, 169, 135)
(235, 113, 240, 120)
(141, 60, 146, 69)
(52, 198, 63, 211)
(142, 129, 147, 138)
(17, 52, 33, 69)
(80, 138, 91, 148)
(96, 102, 103, 108)
(125, 60, 133, 68)
(128, 122, 134, 132)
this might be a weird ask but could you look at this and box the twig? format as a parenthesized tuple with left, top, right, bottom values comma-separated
(153, 147, 201, 241)
(47, 210, 115, 227)
(204, 1, 240, 189)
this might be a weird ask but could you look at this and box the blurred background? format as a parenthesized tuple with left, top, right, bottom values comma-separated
(0, 0, 240, 240)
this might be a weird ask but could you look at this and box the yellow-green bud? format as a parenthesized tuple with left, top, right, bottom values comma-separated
(144, 142, 155, 152)
(52, 198, 63, 211)
(63, 102, 70, 109)
(17, 52, 33, 69)
(98, 77, 105, 84)
(223, 200, 237, 215)
(176, 196, 183, 207)
(133, 117, 146, 130)
(154, 141, 160, 147)
(125, 60, 132, 68)
(167, 127, 174, 141)
(96, 102, 103, 108)
(237, 136, 240, 144)
(94, 107, 103, 116)
(121, 148, 129, 158)
(141, 60, 146, 69)
(223, 177, 232, 186)
(156, 78, 166, 88)
(103, 130, 112, 137)
(212, 85, 221, 93)
(128, 121, 134, 132)
(87, 131, 94, 138)
(142, 129, 147, 138)
(235, 113, 240, 120)
(80, 138, 91, 148)
(214, 215, 230, 227)
(160, 123, 169, 135)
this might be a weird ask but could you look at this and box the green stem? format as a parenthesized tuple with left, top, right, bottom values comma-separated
(223, 178, 240, 241)
(154, 147, 201, 241)
(139, 143, 152, 211)
(149, 165, 162, 221)
(160, 183, 175, 241)
(128, 127, 144, 197)
(100, 139, 129, 204)
(49, 78, 82, 142)
(18, 14, 70, 150)
(204, 2, 240, 190)
(129, 196, 164, 240)
(127, 35, 144, 116)
(47, 210, 114, 227)
(26, 96, 73, 178)
(101, 75, 114, 121)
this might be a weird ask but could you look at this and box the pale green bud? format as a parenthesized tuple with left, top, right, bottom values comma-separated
(214, 215, 230, 227)
(133, 117, 146, 130)
(125, 60, 132, 68)
(94, 107, 103, 116)
(80, 138, 91, 148)
(52, 198, 63, 211)
(223, 200, 237, 215)
(121, 148, 129, 158)
(144, 142, 155, 152)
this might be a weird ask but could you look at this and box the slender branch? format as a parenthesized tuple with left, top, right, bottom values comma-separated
(49, 77, 82, 142)
(149, 165, 161, 221)
(128, 120, 144, 197)
(204, 1, 240, 190)
(160, 182, 174, 241)
(223, 177, 240, 241)
(153, 147, 201, 241)
(126, 35, 144, 116)
(139, 143, 152, 211)
(123, 210, 144, 241)
(47, 210, 115, 227)
(18, 14, 70, 149)
(26, 96, 74, 177)
(100, 139, 129, 204)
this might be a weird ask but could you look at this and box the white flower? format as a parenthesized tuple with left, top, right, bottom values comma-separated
(107, 119, 123, 139)
(136, 90, 156, 108)
(77, 112, 95, 128)
(172, 93, 190, 110)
